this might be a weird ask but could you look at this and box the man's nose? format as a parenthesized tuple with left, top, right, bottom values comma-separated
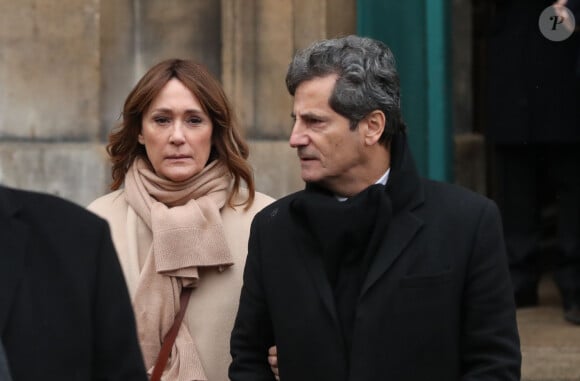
(289, 123, 308, 148)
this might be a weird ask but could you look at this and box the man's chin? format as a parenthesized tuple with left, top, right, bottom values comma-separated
(300, 173, 322, 184)
(302, 177, 330, 189)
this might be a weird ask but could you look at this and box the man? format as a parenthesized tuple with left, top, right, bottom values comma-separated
(0, 185, 147, 380)
(229, 35, 521, 380)
(486, 0, 580, 323)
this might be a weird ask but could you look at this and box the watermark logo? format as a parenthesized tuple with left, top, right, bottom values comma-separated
(539, 4, 576, 41)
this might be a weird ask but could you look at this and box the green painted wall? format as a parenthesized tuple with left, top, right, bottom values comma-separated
(357, 0, 453, 182)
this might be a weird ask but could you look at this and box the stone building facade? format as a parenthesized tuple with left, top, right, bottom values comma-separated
(1, 0, 483, 206)
(0, 0, 356, 205)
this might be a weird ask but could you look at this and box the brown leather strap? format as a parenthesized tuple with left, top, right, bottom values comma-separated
(150, 287, 193, 381)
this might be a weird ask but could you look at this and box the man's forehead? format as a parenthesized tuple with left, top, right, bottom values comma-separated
(293, 78, 336, 111)
(295, 74, 338, 92)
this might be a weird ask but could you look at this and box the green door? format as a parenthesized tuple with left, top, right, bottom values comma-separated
(357, 0, 453, 182)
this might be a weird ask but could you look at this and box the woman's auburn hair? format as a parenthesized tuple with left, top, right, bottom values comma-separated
(107, 58, 255, 209)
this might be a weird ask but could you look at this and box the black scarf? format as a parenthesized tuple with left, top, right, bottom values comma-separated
(289, 133, 420, 356)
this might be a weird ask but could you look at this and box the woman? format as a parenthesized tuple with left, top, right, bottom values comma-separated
(88, 59, 274, 380)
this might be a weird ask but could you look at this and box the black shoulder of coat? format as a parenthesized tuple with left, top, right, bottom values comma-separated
(1, 185, 107, 232)
(420, 178, 496, 213)
(253, 189, 305, 222)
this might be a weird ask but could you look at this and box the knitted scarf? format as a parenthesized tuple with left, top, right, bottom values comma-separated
(290, 183, 392, 354)
(289, 132, 420, 356)
(124, 157, 232, 381)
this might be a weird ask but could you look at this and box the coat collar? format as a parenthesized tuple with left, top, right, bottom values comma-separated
(360, 133, 425, 297)
(385, 132, 424, 214)
(288, 133, 425, 328)
(0, 186, 29, 335)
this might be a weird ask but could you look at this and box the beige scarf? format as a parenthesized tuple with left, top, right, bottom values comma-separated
(125, 157, 233, 381)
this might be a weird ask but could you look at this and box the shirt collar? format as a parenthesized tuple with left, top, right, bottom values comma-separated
(335, 168, 390, 202)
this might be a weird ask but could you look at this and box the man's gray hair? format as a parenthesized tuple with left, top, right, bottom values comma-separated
(286, 35, 406, 144)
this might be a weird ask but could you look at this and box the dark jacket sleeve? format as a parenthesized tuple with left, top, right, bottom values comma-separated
(0, 342, 13, 381)
(460, 200, 521, 380)
(92, 220, 148, 381)
(229, 215, 276, 381)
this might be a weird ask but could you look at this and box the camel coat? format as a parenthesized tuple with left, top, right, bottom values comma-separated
(88, 188, 273, 381)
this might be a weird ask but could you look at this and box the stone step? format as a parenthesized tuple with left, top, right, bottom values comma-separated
(518, 275, 580, 381)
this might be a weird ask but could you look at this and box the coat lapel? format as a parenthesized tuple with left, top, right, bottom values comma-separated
(359, 133, 425, 298)
(360, 210, 423, 298)
(0, 187, 28, 335)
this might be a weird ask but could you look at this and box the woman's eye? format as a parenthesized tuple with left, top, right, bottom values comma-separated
(154, 116, 170, 125)
(187, 117, 203, 125)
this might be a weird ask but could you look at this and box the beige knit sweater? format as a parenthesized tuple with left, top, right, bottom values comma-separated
(88, 188, 274, 380)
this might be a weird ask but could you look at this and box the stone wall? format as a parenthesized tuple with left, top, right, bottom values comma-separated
(0, 0, 482, 205)
(0, 0, 106, 206)
(0, 0, 356, 206)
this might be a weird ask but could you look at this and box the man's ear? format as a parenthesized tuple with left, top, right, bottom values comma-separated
(363, 110, 385, 146)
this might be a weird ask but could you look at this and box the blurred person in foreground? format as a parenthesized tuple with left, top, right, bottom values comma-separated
(88, 58, 274, 380)
(229, 35, 521, 381)
(0, 185, 146, 380)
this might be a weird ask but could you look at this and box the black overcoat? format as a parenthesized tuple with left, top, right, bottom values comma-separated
(0, 186, 147, 381)
(230, 135, 521, 381)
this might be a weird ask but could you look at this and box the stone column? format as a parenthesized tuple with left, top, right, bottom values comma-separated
(100, 0, 135, 141)
(451, 0, 485, 194)
(0, 0, 108, 205)
(222, 0, 356, 198)
(0, 0, 356, 203)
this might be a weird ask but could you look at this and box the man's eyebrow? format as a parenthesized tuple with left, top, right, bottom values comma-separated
(292, 111, 326, 120)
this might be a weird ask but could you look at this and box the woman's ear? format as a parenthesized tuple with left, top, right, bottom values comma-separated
(363, 110, 386, 146)
(138, 133, 145, 145)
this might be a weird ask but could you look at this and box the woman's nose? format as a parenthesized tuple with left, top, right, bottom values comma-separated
(169, 124, 185, 145)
